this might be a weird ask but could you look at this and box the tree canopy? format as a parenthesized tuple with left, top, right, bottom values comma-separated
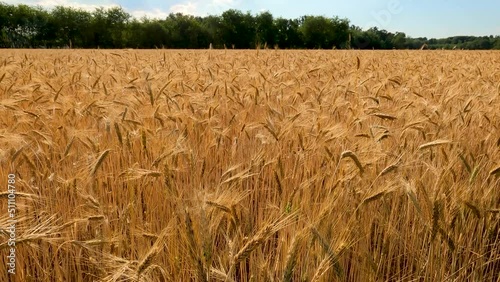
(1, 3, 499, 49)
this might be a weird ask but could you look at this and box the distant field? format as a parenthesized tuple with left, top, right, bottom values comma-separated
(0, 50, 499, 281)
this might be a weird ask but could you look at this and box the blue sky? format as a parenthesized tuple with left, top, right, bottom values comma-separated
(5, 0, 500, 38)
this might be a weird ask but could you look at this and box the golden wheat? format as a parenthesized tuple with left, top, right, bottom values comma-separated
(0, 49, 499, 281)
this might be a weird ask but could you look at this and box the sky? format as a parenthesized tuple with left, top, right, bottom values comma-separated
(4, 0, 500, 38)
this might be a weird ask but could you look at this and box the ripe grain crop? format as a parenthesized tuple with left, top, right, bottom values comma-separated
(0, 49, 499, 281)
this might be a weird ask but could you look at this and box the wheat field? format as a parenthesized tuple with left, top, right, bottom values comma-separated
(0, 49, 499, 281)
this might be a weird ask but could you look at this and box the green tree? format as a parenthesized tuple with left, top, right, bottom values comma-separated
(330, 17, 350, 48)
(0, 3, 18, 47)
(376, 29, 394, 49)
(201, 15, 222, 48)
(493, 37, 500, 50)
(106, 7, 130, 48)
(300, 16, 332, 48)
(164, 13, 210, 48)
(90, 8, 110, 47)
(255, 11, 276, 47)
(1, 4, 499, 50)
(1, 4, 48, 47)
(300, 15, 349, 49)
(49, 6, 92, 47)
(274, 17, 302, 48)
(391, 32, 406, 49)
(125, 18, 161, 48)
(89, 7, 130, 48)
(220, 9, 255, 48)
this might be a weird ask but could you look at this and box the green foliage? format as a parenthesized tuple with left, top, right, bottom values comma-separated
(274, 17, 302, 48)
(300, 15, 349, 49)
(494, 37, 500, 50)
(255, 11, 276, 47)
(0, 3, 49, 47)
(0, 3, 498, 49)
(49, 6, 91, 47)
(164, 13, 210, 48)
(220, 9, 256, 48)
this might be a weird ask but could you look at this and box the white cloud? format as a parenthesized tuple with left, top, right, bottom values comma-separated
(165, 0, 239, 16)
(212, 0, 234, 6)
(131, 8, 169, 19)
(3, 0, 41, 5)
(4, 0, 118, 11)
(208, 0, 237, 11)
(134, 0, 238, 19)
(169, 1, 198, 15)
(3, 0, 244, 20)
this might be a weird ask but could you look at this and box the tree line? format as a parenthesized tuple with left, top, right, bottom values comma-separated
(1, 3, 499, 49)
